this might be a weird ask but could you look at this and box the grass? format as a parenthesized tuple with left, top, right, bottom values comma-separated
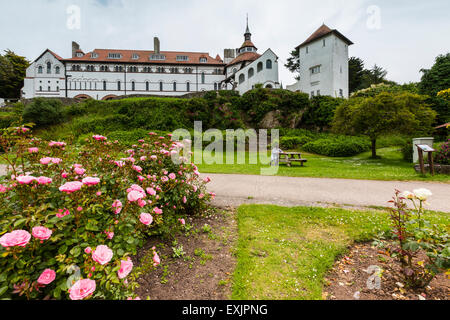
(196, 147, 450, 182)
(232, 204, 449, 300)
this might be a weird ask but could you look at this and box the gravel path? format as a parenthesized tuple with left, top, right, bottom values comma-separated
(201, 173, 450, 212)
(1, 165, 448, 212)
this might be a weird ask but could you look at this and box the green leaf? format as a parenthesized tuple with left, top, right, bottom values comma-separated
(14, 218, 27, 227)
(0, 286, 8, 296)
(58, 245, 68, 254)
(70, 247, 81, 257)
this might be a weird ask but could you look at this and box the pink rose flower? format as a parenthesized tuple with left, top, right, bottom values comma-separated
(112, 200, 122, 214)
(161, 176, 169, 183)
(82, 177, 100, 186)
(106, 232, 114, 239)
(74, 167, 86, 175)
(61, 172, 69, 178)
(153, 252, 160, 266)
(168, 173, 176, 180)
(92, 245, 113, 265)
(153, 207, 163, 215)
(198, 193, 205, 199)
(139, 213, 153, 225)
(69, 279, 96, 300)
(39, 157, 51, 165)
(146, 188, 156, 196)
(56, 208, 70, 218)
(182, 196, 187, 204)
(77, 206, 83, 212)
(59, 181, 83, 193)
(37, 269, 56, 285)
(0, 230, 31, 248)
(178, 218, 186, 225)
(32, 226, 52, 240)
(37, 176, 52, 185)
(137, 199, 147, 208)
(0, 184, 6, 193)
(127, 190, 145, 202)
(51, 158, 62, 164)
(118, 258, 134, 279)
(85, 247, 92, 254)
(16, 175, 36, 185)
(132, 165, 143, 173)
(92, 135, 107, 141)
(28, 147, 39, 153)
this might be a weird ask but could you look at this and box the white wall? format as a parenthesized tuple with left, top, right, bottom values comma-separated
(234, 49, 279, 95)
(22, 51, 65, 99)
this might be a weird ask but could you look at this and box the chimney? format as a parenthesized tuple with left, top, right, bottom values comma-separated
(72, 41, 80, 58)
(223, 49, 236, 64)
(154, 37, 160, 54)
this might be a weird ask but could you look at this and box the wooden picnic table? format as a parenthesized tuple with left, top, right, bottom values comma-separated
(279, 152, 307, 167)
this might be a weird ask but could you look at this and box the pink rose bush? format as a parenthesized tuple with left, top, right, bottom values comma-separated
(0, 127, 212, 300)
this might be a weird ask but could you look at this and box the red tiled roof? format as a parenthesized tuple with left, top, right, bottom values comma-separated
(240, 40, 257, 49)
(296, 24, 353, 49)
(227, 52, 261, 66)
(34, 49, 63, 62)
(64, 49, 225, 65)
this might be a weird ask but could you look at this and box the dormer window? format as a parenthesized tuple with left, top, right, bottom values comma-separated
(199, 57, 207, 63)
(176, 55, 189, 62)
(132, 53, 139, 60)
(91, 53, 98, 58)
(150, 54, 166, 61)
(108, 53, 122, 59)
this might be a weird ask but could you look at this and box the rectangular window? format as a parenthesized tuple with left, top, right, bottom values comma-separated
(310, 65, 321, 74)
(306, 47, 309, 54)
(117, 81, 121, 91)
(150, 54, 166, 61)
(311, 91, 314, 97)
(323, 39, 326, 47)
(131, 53, 139, 60)
(317, 90, 320, 96)
(108, 53, 122, 59)
(176, 55, 189, 61)
(339, 89, 343, 98)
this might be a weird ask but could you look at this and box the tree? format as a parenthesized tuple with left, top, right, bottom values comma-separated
(419, 53, 450, 96)
(332, 92, 436, 158)
(360, 64, 389, 89)
(284, 49, 300, 81)
(22, 98, 64, 127)
(349, 57, 365, 93)
(0, 50, 30, 99)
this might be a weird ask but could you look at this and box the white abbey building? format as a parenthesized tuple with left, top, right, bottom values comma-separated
(287, 24, 353, 98)
(22, 21, 280, 100)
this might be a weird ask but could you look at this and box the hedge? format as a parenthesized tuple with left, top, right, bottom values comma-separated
(303, 137, 371, 157)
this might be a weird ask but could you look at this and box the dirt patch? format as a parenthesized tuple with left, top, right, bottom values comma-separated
(133, 207, 237, 300)
(324, 241, 449, 300)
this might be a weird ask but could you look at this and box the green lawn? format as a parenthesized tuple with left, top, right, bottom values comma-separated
(196, 147, 450, 182)
(232, 204, 449, 300)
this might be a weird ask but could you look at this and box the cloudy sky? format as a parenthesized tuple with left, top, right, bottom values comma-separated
(1, 0, 449, 86)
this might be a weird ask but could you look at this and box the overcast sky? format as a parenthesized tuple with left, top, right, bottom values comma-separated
(1, 0, 449, 86)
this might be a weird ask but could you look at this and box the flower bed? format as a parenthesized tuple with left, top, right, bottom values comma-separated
(0, 126, 213, 300)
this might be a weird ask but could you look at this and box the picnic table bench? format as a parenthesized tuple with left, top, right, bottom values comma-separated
(279, 152, 308, 167)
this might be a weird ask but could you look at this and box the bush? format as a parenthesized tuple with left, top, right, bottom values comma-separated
(303, 95, 344, 129)
(0, 126, 213, 300)
(280, 136, 312, 150)
(401, 140, 414, 163)
(0, 112, 19, 129)
(303, 136, 371, 157)
(22, 98, 64, 127)
(434, 139, 450, 165)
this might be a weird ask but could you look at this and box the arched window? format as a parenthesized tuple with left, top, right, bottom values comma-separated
(173, 82, 177, 92)
(38, 66, 43, 74)
(257, 62, 263, 72)
(248, 68, 254, 78)
(55, 66, 60, 74)
(48, 86, 51, 91)
(47, 62, 51, 74)
(146, 81, 149, 91)
(39, 86, 42, 91)
(56, 86, 59, 92)
(266, 59, 272, 69)
(186, 82, 190, 92)
(117, 81, 121, 91)
(201, 72, 205, 84)
(233, 68, 237, 74)
(131, 81, 135, 91)
(239, 74, 245, 84)
(103, 81, 107, 91)
(159, 81, 163, 91)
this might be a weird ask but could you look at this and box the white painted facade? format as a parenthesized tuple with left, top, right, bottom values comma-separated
(22, 23, 280, 100)
(232, 49, 279, 95)
(287, 25, 353, 98)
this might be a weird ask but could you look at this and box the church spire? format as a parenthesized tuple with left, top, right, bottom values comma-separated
(244, 14, 251, 41)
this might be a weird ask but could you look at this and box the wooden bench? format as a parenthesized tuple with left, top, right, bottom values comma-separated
(279, 152, 308, 167)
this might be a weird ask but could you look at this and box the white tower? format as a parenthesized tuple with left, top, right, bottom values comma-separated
(294, 24, 353, 98)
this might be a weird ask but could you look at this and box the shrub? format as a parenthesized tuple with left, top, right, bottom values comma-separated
(280, 136, 312, 150)
(22, 98, 64, 127)
(0, 112, 19, 129)
(303, 136, 371, 157)
(401, 140, 413, 162)
(0, 126, 213, 300)
(388, 190, 449, 288)
(434, 139, 450, 165)
(303, 95, 344, 129)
